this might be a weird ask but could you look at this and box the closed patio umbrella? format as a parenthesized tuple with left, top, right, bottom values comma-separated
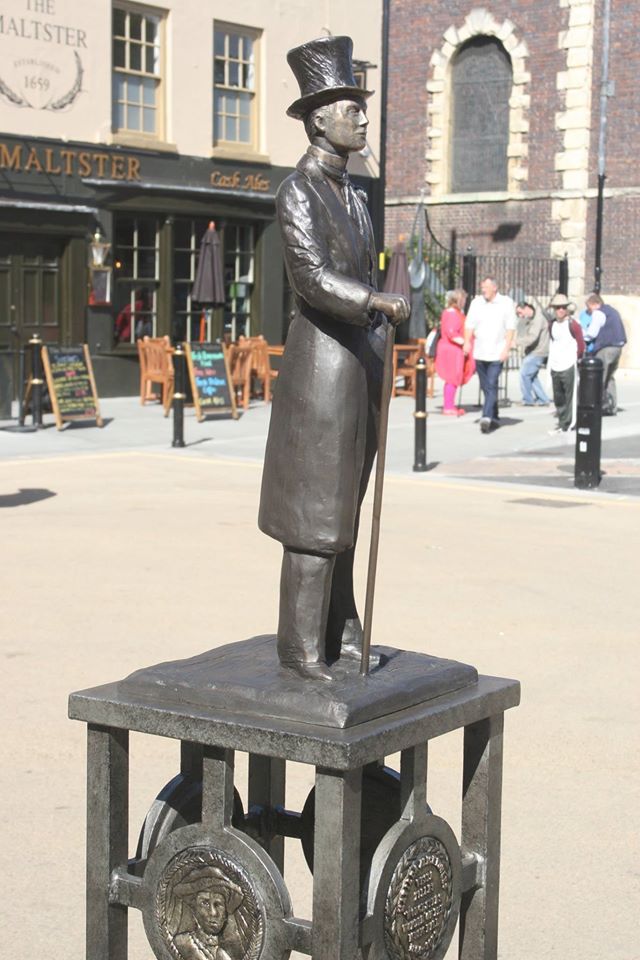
(383, 241, 411, 342)
(384, 241, 411, 300)
(192, 221, 225, 341)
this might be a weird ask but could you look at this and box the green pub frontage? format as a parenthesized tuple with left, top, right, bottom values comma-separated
(0, 132, 303, 397)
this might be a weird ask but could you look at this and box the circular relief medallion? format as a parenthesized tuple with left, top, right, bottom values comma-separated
(383, 836, 454, 960)
(155, 845, 265, 960)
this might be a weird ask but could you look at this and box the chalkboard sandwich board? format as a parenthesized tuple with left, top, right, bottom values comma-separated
(41, 344, 104, 430)
(184, 341, 237, 421)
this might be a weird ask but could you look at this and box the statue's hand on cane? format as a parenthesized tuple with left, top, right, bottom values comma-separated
(368, 293, 410, 326)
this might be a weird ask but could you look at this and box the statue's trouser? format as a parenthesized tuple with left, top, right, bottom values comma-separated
(277, 546, 361, 665)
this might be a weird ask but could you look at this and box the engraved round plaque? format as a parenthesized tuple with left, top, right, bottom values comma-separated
(156, 845, 264, 960)
(142, 823, 292, 960)
(383, 836, 453, 960)
(363, 814, 461, 960)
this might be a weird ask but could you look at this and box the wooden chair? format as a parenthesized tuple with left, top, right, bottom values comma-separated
(239, 335, 278, 402)
(392, 344, 422, 397)
(267, 345, 284, 379)
(227, 342, 254, 410)
(137, 336, 174, 416)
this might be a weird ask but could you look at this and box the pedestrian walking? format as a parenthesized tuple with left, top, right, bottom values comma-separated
(516, 301, 550, 406)
(435, 289, 475, 415)
(463, 276, 517, 433)
(547, 293, 585, 433)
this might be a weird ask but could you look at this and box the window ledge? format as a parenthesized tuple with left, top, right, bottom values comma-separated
(110, 133, 178, 154)
(97, 347, 139, 357)
(211, 145, 270, 165)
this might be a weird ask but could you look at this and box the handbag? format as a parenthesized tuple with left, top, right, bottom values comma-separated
(426, 327, 440, 359)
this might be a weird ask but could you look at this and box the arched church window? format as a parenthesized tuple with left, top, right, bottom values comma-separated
(450, 36, 512, 193)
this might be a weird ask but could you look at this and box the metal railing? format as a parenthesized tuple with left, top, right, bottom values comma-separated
(416, 205, 568, 327)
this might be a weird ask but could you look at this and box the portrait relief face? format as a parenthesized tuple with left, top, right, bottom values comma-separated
(319, 98, 368, 154)
(193, 890, 228, 936)
(159, 854, 255, 959)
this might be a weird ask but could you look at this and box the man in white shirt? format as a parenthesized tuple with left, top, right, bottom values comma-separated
(463, 276, 516, 433)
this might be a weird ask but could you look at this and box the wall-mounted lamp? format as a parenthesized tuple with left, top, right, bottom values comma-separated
(89, 226, 112, 268)
(88, 227, 113, 305)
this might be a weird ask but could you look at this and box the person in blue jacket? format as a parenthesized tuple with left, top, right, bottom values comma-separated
(584, 293, 627, 415)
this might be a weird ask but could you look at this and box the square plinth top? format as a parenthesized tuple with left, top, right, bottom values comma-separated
(69, 636, 520, 769)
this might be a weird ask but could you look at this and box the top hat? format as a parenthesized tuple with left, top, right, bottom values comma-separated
(549, 292, 576, 312)
(286, 35, 373, 119)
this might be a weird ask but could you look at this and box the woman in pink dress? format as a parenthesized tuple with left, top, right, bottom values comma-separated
(435, 289, 475, 415)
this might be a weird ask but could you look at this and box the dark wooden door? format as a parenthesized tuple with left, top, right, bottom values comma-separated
(0, 234, 63, 347)
(0, 234, 64, 398)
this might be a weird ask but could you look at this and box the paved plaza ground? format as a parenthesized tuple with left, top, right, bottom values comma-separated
(1, 371, 639, 959)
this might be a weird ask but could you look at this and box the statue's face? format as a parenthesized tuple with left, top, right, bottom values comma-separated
(193, 891, 228, 936)
(318, 98, 368, 154)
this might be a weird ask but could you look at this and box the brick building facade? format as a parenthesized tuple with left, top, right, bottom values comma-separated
(385, 0, 640, 365)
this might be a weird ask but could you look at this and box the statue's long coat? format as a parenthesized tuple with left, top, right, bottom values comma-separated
(258, 151, 386, 554)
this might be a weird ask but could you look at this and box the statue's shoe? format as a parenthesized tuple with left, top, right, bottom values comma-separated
(338, 619, 382, 667)
(339, 641, 382, 668)
(281, 659, 333, 683)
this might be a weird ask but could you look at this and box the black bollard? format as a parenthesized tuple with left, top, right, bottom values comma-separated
(574, 356, 604, 489)
(413, 356, 428, 471)
(29, 334, 44, 428)
(18, 346, 27, 426)
(172, 343, 186, 448)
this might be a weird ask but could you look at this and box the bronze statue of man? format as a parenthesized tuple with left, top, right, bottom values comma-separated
(259, 36, 409, 682)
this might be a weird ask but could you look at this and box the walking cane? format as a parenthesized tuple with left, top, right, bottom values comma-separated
(361, 321, 396, 675)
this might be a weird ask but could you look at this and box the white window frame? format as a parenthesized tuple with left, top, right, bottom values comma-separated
(224, 223, 254, 341)
(113, 215, 160, 345)
(173, 218, 214, 343)
(213, 22, 261, 154)
(112, 3, 165, 142)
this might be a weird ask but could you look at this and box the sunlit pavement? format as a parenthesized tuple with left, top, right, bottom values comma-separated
(3, 368, 640, 496)
(1, 372, 639, 960)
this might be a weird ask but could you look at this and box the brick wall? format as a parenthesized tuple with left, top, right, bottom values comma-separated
(585, 0, 640, 295)
(384, 0, 640, 352)
(386, 0, 568, 200)
(590, 0, 640, 187)
(585, 194, 640, 297)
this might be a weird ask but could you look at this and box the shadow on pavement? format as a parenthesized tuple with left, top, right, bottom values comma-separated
(494, 417, 523, 428)
(0, 488, 57, 508)
(467, 473, 640, 496)
(62, 418, 113, 430)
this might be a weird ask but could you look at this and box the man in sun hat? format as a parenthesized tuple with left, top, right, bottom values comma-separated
(258, 36, 409, 682)
(547, 292, 585, 433)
